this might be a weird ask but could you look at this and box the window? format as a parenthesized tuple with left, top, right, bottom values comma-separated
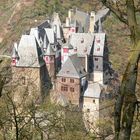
(21, 77, 25, 85)
(96, 65, 98, 69)
(87, 109, 90, 112)
(66, 71, 70, 74)
(62, 78, 66, 82)
(70, 87, 74, 92)
(70, 79, 74, 83)
(93, 99, 95, 103)
(81, 38, 84, 43)
(63, 48, 68, 53)
(97, 47, 100, 51)
(96, 39, 100, 43)
(61, 86, 68, 91)
(95, 58, 98, 61)
(45, 56, 48, 62)
(50, 56, 54, 61)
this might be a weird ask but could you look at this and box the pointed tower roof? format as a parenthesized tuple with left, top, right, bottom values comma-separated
(12, 44, 19, 58)
(52, 12, 61, 25)
(57, 54, 87, 78)
(98, 19, 103, 33)
(16, 35, 45, 67)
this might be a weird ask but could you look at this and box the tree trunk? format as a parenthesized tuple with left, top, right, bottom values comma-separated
(114, 40, 140, 140)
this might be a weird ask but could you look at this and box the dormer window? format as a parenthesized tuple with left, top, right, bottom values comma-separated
(95, 58, 98, 61)
(97, 48, 100, 51)
(96, 38, 100, 43)
(81, 38, 84, 43)
(96, 65, 98, 69)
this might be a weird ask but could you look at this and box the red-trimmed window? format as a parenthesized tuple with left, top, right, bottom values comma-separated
(63, 48, 68, 53)
(97, 47, 100, 51)
(71, 27, 75, 32)
(12, 59, 16, 65)
(45, 56, 49, 62)
(96, 39, 100, 43)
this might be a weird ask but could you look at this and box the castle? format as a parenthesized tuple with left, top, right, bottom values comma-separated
(11, 8, 114, 131)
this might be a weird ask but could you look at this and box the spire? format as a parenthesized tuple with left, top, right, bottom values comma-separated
(12, 43, 19, 58)
(98, 19, 103, 33)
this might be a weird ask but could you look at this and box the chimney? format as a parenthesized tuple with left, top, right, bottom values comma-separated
(66, 17, 70, 27)
(89, 11, 95, 33)
(68, 9, 74, 21)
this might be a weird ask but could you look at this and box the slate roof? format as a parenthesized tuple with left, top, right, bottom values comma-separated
(44, 43, 55, 56)
(93, 33, 106, 56)
(69, 33, 95, 57)
(57, 54, 87, 78)
(73, 10, 90, 32)
(16, 35, 45, 67)
(38, 20, 51, 29)
(30, 28, 40, 46)
(44, 28, 57, 44)
(83, 82, 101, 98)
(95, 8, 110, 23)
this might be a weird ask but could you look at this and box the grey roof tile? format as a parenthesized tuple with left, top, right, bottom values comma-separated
(95, 8, 110, 23)
(16, 35, 45, 67)
(69, 33, 95, 57)
(83, 82, 101, 98)
(57, 54, 87, 78)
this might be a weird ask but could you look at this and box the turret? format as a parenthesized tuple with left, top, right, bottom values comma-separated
(43, 43, 56, 79)
(11, 43, 19, 66)
(98, 19, 103, 33)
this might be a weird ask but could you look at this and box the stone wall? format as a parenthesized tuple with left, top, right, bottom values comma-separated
(56, 76, 81, 105)
(12, 66, 48, 104)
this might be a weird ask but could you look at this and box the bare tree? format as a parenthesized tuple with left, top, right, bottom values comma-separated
(100, 0, 140, 139)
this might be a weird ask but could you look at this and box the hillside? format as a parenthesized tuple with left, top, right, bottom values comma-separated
(0, 0, 102, 53)
(0, 0, 140, 139)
